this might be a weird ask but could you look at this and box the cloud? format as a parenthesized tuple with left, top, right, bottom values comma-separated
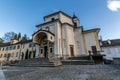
(107, 0, 120, 11)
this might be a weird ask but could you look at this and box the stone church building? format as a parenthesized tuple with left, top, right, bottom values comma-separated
(33, 11, 101, 59)
(0, 11, 102, 63)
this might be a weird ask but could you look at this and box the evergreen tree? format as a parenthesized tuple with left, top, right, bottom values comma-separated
(21, 34, 28, 41)
(17, 32, 21, 41)
(14, 34, 18, 40)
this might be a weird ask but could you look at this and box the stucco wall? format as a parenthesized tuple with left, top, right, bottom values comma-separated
(44, 14, 59, 22)
(0, 42, 36, 61)
(84, 32, 101, 54)
(60, 13, 74, 25)
(102, 46, 120, 60)
(75, 28, 86, 55)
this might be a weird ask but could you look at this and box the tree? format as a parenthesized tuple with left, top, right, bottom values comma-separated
(21, 34, 28, 41)
(17, 32, 21, 41)
(2, 32, 16, 42)
(0, 38, 3, 43)
(14, 34, 18, 40)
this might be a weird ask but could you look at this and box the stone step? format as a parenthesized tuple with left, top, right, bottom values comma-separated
(10, 58, 62, 67)
(68, 56, 91, 60)
(61, 60, 94, 65)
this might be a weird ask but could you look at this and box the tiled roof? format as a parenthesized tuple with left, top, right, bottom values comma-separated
(0, 42, 10, 47)
(0, 40, 33, 47)
(83, 28, 100, 33)
(101, 39, 120, 47)
(44, 11, 72, 19)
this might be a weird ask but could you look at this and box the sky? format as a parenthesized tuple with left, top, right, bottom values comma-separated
(0, 0, 120, 40)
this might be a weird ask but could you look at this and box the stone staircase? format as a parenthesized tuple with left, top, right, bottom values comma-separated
(62, 56, 94, 65)
(10, 58, 62, 67)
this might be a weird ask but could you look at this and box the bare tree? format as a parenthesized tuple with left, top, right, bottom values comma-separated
(0, 38, 4, 43)
(2, 32, 16, 42)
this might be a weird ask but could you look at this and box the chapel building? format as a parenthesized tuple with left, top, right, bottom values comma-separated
(33, 11, 101, 59)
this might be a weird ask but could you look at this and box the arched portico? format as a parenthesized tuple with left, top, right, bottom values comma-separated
(33, 30, 55, 58)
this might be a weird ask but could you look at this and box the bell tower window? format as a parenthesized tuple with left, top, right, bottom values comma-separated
(51, 18, 55, 21)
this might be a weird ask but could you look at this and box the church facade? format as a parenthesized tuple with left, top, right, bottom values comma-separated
(33, 11, 101, 59)
(0, 11, 102, 62)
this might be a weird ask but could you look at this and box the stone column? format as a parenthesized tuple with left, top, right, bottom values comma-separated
(47, 40, 50, 58)
(35, 44, 40, 58)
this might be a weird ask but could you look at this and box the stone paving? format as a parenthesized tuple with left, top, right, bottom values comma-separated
(1, 65, 120, 80)
(0, 67, 6, 80)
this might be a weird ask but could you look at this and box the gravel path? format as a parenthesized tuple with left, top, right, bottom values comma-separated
(2, 65, 120, 80)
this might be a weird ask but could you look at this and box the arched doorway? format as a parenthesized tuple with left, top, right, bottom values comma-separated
(29, 51, 32, 59)
(33, 30, 55, 58)
(33, 32, 48, 58)
(21, 52, 24, 60)
(25, 49, 29, 59)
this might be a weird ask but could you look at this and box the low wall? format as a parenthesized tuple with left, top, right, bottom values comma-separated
(113, 58, 120, 64)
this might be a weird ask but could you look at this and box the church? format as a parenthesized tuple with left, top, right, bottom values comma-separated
(0, 11, 103, 64)
(33, 11, 101, 59)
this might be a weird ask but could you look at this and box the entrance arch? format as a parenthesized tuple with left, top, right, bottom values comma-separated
(33, 30, 55, 58)
(33, 31, 48, 45)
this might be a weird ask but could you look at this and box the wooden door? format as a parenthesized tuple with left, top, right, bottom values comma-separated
(91, 46, 97, 54)
(70, 45, 74, 57)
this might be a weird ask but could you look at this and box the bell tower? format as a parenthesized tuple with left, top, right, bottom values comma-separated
(72, 14, 80, 27)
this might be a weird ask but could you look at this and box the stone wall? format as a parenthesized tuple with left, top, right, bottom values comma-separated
(113, 58, 120, 64)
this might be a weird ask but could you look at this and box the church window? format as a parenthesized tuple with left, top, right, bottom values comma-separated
(17, 45, 20, 49)
(51, 36, 52, 40)
(11, 53, 14, 57)
(29, 43, 33, 47)
(16, 52, 18, 57)
(2, 48, 4, 51)
(41, 49, 43, 53)
(39, 26, 42, 30)
(9, 46, 12, 50)
(51, 18, 55, 21)
(0, 54, 2, 58)
(74, 22, 77, 27)
(50, 47, 52, 53)
(13, 45, 16, 49)
(4, 54, 7, 58)
(23, 44, 25, 48)
(45, 27, 49, 31)
(6, 47, 8, 51)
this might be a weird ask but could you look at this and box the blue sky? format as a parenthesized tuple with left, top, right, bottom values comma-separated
(0, 0, 120, 40)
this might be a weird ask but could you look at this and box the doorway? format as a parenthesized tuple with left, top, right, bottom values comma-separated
(44, 46, 48, 58)
(70, 45, 74, 57)
(91, 46, 97, 54)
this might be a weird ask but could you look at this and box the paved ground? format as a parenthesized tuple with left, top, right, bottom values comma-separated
(1, 65, 120, 80)
(0, 67, 6, 80)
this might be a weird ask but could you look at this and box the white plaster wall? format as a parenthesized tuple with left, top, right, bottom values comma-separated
(38, 23, 56, 33)
(44, 14, 59, 22)
(62, 24, 76, 57)
(62, 25, 68, 58)
(75, 28, 86, 55)
(60, 13, 74, 25)
(102, 46, 120, 60)
(84, 32, 100, 54)
(57, 22, 62, 57)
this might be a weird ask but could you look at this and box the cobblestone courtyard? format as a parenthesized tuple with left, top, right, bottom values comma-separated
(1, 65, 120, 80)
